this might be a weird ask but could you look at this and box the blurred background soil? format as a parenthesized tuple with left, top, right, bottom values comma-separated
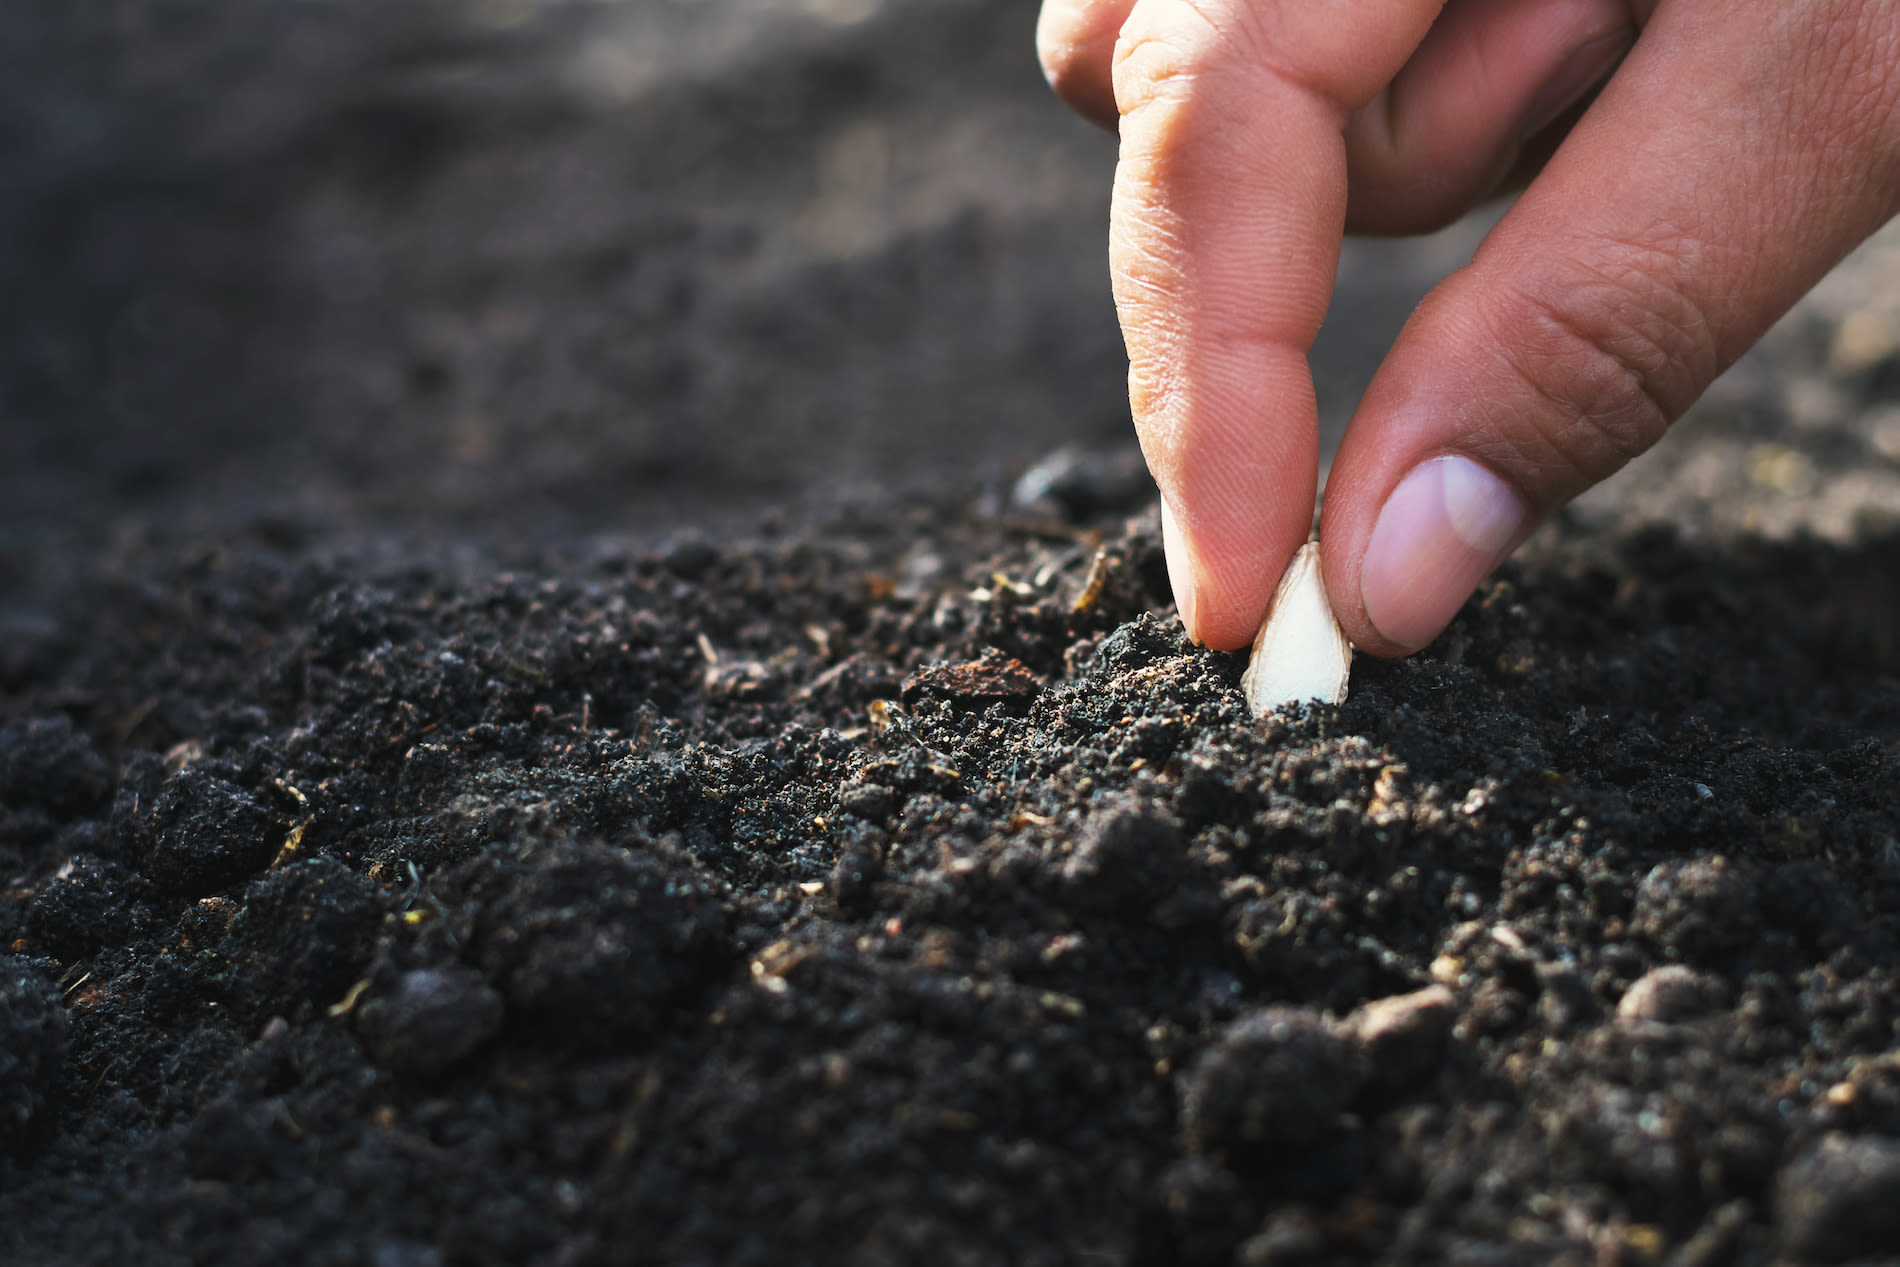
(5, 3, 1900, 1265)
(8, 0, 1900, 579)
(0, 0, 1508, 577)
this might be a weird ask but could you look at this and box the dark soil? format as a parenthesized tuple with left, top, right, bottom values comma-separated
(7, 3, 1900, 1266)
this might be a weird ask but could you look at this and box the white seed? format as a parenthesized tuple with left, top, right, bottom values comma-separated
(1241, 542, 1351, 716)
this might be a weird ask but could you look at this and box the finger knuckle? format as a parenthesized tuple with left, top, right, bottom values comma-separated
(1494, 230, 1720, 483)
(1112, 1, 1252, 118)
(1111, 31, 1195, 118)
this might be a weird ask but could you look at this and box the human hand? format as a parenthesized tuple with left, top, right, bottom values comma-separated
(1037, 0, 1900, 654)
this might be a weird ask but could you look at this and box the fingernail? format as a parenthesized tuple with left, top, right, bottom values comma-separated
(1522, 32, 1629, 140)
(1361, 456, 1526, 651)
(1159, 496, 1200, 642)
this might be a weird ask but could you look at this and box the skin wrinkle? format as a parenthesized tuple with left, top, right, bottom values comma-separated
(1082, 0, 1460, 130)
(1109, 232, 1190, 314)
(1816, 2, 1900, 159)
(1111, 45, 1197, 119)
(1163, 0, 1239, 47)
(1487, 274, 1703, 486)
(1863, 36, 1900, 169)
(1567, 232, 1722, 382)
(1812, 23, 1900, 208)
(1112, 2, 1234, 121)
(1117, 2, 1375, 128)
(1117, 147, 1340, 320)
(1118, 169, 1334, 299)
(1160, 358, 1308, 473)
(1478, 344, 1663, 499)
(1396, 220, 1725, 508)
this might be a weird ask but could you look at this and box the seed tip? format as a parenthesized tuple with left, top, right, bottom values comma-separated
(1240, 541, 1351, 717)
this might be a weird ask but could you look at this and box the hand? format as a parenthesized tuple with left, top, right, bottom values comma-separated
(1037, 0, 1900, 653)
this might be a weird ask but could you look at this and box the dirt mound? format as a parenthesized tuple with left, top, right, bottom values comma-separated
(1, 503, 1897, 1264)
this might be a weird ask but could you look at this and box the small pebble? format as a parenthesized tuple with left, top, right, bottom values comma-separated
(1342, 986, 1456, 1097)
(1615, 965, 1713, 1024)
(1237, 1207, 1325, 1266)
(1009, 444, 1152, 521)
(358, 967, 504, 1074)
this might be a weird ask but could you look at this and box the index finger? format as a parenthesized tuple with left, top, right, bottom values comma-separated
(1110, 0, 1447, 648)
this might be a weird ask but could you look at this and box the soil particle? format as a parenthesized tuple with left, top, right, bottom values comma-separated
(1672, 1200, 1752, 1267)
(215, 857, 385, 1019)
(0, 715, 111, 822)
(0, 956, 65, 1153)
(836, 780, 897, 823)
(1235, 1207, 1326, 1266)
(1776, 1133, 1900, 1261)
(1536, 962, 1601, 1034)
(1180, 1007, 1358, 1167)
(1761, 858, 1857, 946)
(179, 1093, 294, 1184)
(135, 766, 282, 897)
(1616, 964, 1719, 1024)
(25, 854, 136, 960)
(357, 966, 505, 1073)
(1632, 855, 1762, 964)
(1342, 986, 1457, 1099)
(1155, 1156, 1255, 1260)
(825, 836, 885, 915)
(443, 836, 730, 1045)
(901, 651, 1043, 713)
(1057, 796, 1184, 916)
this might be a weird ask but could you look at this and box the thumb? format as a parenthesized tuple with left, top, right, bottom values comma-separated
(1321, 0, 1900, 655)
